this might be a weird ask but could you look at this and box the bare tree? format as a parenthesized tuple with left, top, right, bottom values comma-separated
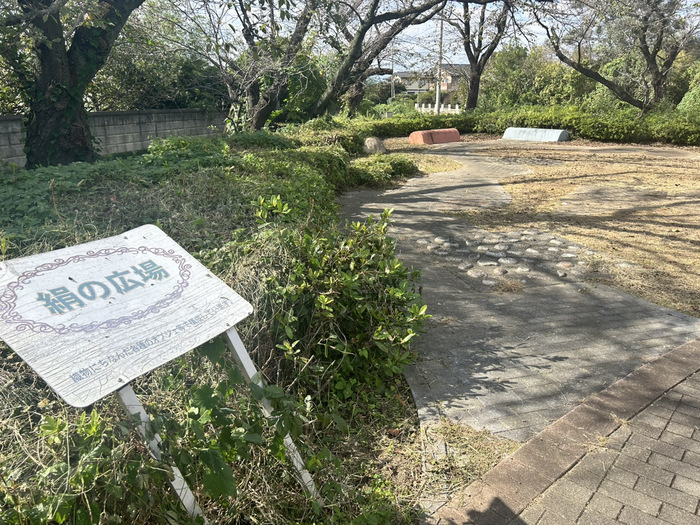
(310, 0, 448, 118)
(154, 0, 451, 127)
(151, 0, 320, 131)
(530, 0, 700, 111)
(445, 0, 512, 109)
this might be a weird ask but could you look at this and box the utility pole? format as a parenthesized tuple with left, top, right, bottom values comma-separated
(435, 18, 444, 115)
(391, 44, 396, 99)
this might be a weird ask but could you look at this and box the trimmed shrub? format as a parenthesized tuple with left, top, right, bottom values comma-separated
(348, 154, 418, 187)
(202, 208, 428, 406)
(467, 105, 699, 145)
(677, 85, 700, 116)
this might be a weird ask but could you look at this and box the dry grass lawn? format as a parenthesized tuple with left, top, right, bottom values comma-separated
(463, 142, 700, 316)
(386, 135, 700, 315)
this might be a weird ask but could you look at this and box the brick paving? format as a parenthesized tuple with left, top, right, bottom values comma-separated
(340, 140, 700, 524)
(516, 366, 700, 525)
(432, 339, 700, 524)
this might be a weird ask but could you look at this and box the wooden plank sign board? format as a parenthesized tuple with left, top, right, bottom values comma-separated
(0, 225, 253, 407)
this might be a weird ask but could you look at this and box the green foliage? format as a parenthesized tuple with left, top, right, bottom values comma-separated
(666, 55, 700, 105)
(293, 102, 700, 146)
(294, 146, 350, 191)
(348, 155, 418, 188)
(529, 61, 597, 106)
(290, 114, 478, 148)
(144, 136, 232, 167)
(351, 114, 476, 137)
(0, 341, 312, 524)
(323, 102, 695, 146)
(595, 54, 648, 104)
(0, 405, 177, 524)
(88, 52, 227, 112)
(475, 44, 596, 109)
(156, 346, 306, 505)
(0, 135, 345, 254)
(370, 93, 421, 118)
(291, 121, 368, 154)
(85, 3, 229, 112)
(0, 160, 120, 239)
(416, 90, 444, 105)
(1, 129, 429, 523)
(363, 79, 406, 106)
(202, 207, 428, 409)
(643, 110, 700, 145)
(0, 56, 26, 114)
(478, 44, 531, 107)
(271, 51, 328, 125)
(227, 130, 299, 150)
(677, 81, 700, 115)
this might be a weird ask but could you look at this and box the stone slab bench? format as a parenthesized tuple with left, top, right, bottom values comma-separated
(502, 127, 570, 142)
(408, 128, 460, 145)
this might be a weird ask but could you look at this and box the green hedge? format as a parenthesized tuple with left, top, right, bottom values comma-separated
(291, 106, 700, 147)
(289, 115, 479, 151)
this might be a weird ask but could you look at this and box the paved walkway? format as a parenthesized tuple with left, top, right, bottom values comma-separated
(340, 141, 700, 524)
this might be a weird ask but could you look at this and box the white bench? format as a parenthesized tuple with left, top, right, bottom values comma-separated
(502, 127, 570, 142)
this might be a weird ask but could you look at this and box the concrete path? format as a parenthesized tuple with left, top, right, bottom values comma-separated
(340, 141, 700, 523)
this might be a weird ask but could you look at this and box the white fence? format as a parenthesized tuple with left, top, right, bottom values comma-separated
(415, 103, 462, 115)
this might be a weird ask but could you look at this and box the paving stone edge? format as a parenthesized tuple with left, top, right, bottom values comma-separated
(426, 337, 700, 525)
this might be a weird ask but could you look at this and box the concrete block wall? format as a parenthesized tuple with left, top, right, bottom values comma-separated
(91, 109, 226, 156)
(0, 116, 25, 167)
(0, 109, 227, 167)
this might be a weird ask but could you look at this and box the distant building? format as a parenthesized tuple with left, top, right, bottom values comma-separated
(393, 63, 470, 95)
(393, 71, 431, 95)
(436, 63, 470, 93)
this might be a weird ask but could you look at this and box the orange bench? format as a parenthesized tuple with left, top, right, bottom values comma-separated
(408, 128, 460, 145)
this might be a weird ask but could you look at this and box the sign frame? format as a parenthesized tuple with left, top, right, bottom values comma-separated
(0, 225, 320, 518)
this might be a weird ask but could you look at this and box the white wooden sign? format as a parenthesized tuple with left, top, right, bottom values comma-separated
(0, 225, 253, 407)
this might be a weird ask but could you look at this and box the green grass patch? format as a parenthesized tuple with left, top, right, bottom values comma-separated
(348, 154, 419, 187)
(0, 133, 433, 524)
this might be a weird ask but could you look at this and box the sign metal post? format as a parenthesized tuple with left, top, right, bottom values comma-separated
(116, 383, 206, 521)
(223, 326, 321, 503)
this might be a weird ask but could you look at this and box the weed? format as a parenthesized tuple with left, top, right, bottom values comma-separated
(494, 278, 525, 293)
(0, 133, 434, 524)
(348, 154, 418, 188)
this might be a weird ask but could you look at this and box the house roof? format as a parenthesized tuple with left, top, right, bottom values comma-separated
(394, 71, 429, 79)
(394, 63, 470, 80)
(442, 63, 470, 75)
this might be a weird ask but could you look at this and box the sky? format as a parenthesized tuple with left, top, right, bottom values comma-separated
(391, 8, 545, 74)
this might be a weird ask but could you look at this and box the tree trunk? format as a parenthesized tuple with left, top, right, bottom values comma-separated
(18, 0, 145, 168)
(466, 70, 481, 109)
(241, 0, 315, 131)
(453, 1, 510, 111)
(345, 82, 365, 116)
(25, 88, 95, 167)
(246, 92, 282, 131)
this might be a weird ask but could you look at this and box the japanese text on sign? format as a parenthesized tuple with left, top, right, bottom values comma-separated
(37, 260, 169, 315)
(68, 298, 230, 384)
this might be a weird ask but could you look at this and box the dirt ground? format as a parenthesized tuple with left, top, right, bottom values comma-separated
(386, 136, 700, 317)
